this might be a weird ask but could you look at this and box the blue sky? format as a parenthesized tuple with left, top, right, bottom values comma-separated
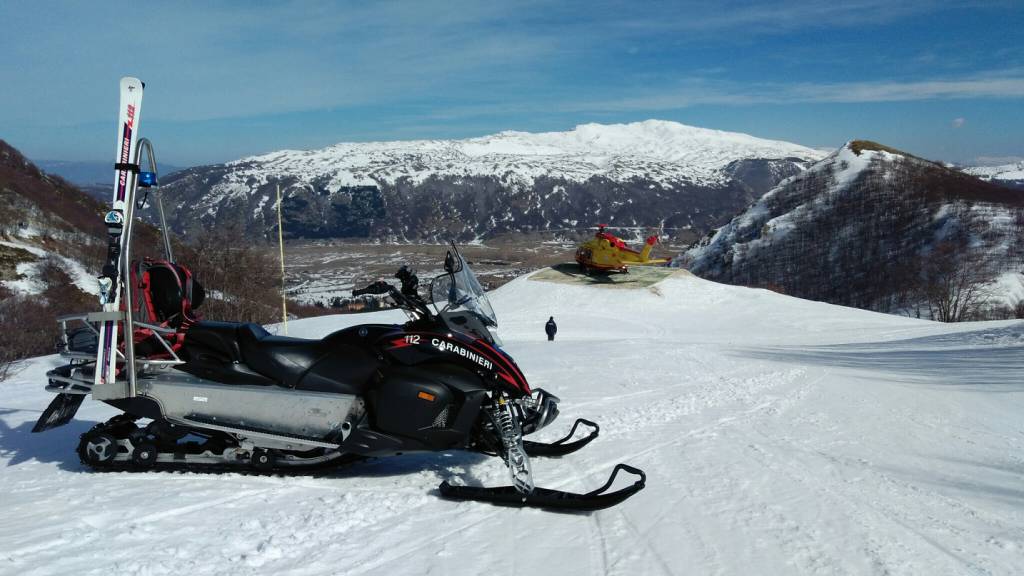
(1, 0, 1022, 166)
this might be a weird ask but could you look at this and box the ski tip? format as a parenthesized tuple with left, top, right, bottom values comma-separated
(120, 77, 144, 90)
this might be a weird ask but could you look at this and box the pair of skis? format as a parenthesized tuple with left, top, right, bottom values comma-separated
(94, 77, 144, 387)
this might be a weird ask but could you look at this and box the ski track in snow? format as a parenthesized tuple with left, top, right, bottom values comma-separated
(2, 272, 1023, 575)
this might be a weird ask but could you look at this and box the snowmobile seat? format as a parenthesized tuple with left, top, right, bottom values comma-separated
(237, 324, 376, 395)
(178, 321, 277, 387)
(185, 321, 245, 362)
(237, 323, 326, 389)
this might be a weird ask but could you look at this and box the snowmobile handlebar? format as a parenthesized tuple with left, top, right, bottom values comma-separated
(352, 281, 394, 297)
(353, 276, 434, 320)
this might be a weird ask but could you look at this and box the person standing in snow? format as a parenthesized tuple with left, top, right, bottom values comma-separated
(545, 316, 557, 341)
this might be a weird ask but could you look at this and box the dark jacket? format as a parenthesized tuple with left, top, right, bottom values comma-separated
(545, 317, 557, 337)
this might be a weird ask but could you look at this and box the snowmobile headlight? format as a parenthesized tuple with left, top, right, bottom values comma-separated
(521, 389, 560, 435)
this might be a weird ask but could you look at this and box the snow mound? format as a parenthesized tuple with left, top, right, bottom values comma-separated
(2, 272, 1023, 575)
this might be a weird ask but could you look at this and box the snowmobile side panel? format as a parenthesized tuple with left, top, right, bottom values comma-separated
(368, 371, 455, 437)
(368, 365, 488, 451)
(136, 370, 356, 442)
(104, 396, 164, 421)
(341, 425, 409, 456)
(381, 330, 530, 396)
(178, 416, 342, 450)
(296, 344, 378, 395)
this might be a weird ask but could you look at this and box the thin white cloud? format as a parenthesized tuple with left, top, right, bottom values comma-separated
(952, 117, 966, 128)
(563, 71, 1024, 113)
(788, 75, 1024, 103)
(609, 0, 962, 33)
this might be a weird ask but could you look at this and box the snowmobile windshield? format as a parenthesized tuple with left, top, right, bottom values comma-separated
(429, 245, 498, 329)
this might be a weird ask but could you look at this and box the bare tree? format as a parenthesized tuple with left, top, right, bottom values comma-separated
(0, 288, 60, 382)
(0, 336, 14, 381)
(186, 221, 284, 325)
(0, 259, 109, 382)
(920, 242, 993, 322)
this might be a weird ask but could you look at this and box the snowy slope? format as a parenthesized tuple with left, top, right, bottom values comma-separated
(0, 237, 99, 297)
(2, 271, 1024, 575)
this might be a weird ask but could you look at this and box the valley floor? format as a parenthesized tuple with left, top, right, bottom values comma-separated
(1, 272, 1022, 575)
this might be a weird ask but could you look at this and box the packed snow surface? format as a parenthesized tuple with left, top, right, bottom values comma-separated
(221, 120, 823, 190)
(2, 271, 1024, 575)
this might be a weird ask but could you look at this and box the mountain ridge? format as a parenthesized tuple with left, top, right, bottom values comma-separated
(682, 140, 1024, 320)
(156, 120, 826, 241)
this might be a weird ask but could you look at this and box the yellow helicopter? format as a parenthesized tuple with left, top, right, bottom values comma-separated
(574, 224, 671, 274)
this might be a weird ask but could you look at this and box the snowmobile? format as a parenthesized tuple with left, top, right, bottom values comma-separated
(575, 224, 670, 274)
(35, 245, 645, 511)
(30, 78, 645, 512)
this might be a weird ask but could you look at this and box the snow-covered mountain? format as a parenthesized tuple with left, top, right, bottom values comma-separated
(682, 141, 1024, 320)
(156, 120, 825, 241)
(224, 120, 820, 187)
(3, 270, 1023, 574)
(963, 161, 1024, 189)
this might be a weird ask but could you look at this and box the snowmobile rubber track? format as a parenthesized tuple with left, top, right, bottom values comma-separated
(75, 417, 363, 476)
(438, 463, 646, 512)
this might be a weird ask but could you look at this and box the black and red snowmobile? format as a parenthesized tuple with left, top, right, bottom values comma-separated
(31, 77, 645, 512)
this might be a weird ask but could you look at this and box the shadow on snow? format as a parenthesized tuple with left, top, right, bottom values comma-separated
(732, 323, 1024, 390)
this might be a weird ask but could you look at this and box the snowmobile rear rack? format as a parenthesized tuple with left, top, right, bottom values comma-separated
(438, 463, 646, 511)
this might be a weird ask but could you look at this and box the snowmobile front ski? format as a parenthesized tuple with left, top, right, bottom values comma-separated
(448, 400, 645, 511)
(438, 464, 646, 511)
(95, 76, 144, 386)
(523, 418, 599, 457)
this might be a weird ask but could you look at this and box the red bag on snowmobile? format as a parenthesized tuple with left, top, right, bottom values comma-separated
(128, 258, 205, 358)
